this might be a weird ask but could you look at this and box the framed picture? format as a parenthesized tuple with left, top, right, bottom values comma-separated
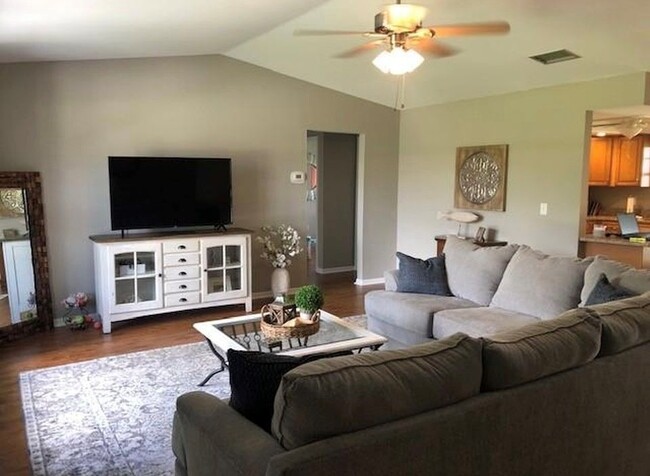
(474, 226, 486, 243)
(454, 144, 508, 211)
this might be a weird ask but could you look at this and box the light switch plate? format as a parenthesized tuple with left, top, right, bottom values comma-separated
(540, 202, 548, 216)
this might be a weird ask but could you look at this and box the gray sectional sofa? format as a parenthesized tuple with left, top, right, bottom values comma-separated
(366, 235, 650, 346)
(172, 293, 650, 475)
(172, 236, 650, 475)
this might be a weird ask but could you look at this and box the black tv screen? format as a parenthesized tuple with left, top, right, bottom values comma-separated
(108, 157, 232, 231)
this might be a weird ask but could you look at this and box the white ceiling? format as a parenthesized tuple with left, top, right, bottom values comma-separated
(1, 0, 649, 109)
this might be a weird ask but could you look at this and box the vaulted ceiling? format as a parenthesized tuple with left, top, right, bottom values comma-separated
(1, 0, 648, 109)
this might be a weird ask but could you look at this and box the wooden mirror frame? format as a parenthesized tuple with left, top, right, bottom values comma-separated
(0, 172, 53, 342)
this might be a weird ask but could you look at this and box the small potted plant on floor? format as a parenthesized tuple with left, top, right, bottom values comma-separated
(294, 284, 324, 321)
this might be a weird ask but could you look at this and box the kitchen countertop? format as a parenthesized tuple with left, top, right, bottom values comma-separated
(580, 234, 650, 247)
(587, 215, 650, 224)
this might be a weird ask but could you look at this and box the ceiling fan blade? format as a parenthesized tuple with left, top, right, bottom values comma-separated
(424, 21, 510, 38)
(294, 29, 374, 36)
(411, 39, 458, 58)
(335, 40, 385, 59)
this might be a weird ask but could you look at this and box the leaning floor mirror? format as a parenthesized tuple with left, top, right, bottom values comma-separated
(0, 172, 53, 342)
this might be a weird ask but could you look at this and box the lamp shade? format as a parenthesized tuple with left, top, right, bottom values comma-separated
(372, 47, 424, 75)
(385, 4, 426, 32)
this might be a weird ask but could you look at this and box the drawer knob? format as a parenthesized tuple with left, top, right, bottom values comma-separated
(180, 284, 187, 289)
(179, 258, 187, 263)
(179, 271, 187, 276)
(179, 298, 188, 303)
(178, 245, 186, 250)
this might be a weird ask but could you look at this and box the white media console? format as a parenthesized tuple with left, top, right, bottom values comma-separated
(90, 229, 253, 333)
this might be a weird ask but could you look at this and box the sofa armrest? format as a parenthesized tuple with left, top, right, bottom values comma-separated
(384, 269, 398, 291)
(173, 391, 285, 476)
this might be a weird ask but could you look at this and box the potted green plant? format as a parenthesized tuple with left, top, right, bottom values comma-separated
(294, 284, 324, 320)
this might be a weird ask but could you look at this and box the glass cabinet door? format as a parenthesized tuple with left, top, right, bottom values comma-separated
(110, 245, 162, 313)
(202, 237, 247, 301)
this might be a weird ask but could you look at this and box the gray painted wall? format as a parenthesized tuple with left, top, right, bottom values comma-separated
(398, 73, 649, 259)
(0, 55, 400, 315)
(318, 132, 357, 270)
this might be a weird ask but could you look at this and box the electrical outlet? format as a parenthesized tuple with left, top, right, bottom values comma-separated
(540, 203, 548, 216)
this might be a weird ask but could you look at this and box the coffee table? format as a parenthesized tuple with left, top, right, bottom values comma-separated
(193, 310, 386, 386)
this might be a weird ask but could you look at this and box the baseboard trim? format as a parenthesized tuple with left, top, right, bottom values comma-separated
(252, 287, 301, 301)
(354, 277, 385, 286)
(315, 265, 356, 275)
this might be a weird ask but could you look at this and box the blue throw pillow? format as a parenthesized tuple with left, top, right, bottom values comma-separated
(585, 273, 635, 306)
(396, 252, 452, 296)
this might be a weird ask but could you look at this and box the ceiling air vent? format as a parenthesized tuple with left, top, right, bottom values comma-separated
(529, 49, 580, 65)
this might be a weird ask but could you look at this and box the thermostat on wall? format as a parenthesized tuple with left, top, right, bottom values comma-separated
(290, 171, 305, 184)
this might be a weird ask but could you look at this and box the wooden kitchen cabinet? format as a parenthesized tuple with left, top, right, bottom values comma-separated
(588, 136, 644, 186)
(588, 137, 613, 185)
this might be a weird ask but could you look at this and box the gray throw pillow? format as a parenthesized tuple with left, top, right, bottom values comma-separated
(443, 235, 518, 305)
(580, 256, 650, 306)
(395, 252, 451, 296)
(490, 246, 593, 319)
(585, 273, 634, 306)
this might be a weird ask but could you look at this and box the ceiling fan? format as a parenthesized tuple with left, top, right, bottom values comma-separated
(295, 1, 510, 75)
(592, 117, 650, 139)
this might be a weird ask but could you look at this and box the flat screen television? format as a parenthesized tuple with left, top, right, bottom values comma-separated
(108, 156, 232, 231)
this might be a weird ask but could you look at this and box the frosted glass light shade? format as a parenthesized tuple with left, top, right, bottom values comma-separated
(372, 47, 424, 75)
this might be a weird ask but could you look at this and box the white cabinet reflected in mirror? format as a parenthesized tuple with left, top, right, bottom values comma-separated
(0, 188, 36, 327)
(0, 174, 53, 343)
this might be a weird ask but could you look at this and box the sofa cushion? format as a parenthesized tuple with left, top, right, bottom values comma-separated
(586, 292, 650, 356)
(580, 256, 650, 306)
(432, 307, 539, 339)
(585, 273, 635, 306)
(443, 235, 518, 306)
(271, 334, 483, 450)
(365, 290, 478, 338)
(395, 252, 452, 296)
(490, 246, 593, 319)
(481, 308, 602, 391)
(227, 349, 350, 432)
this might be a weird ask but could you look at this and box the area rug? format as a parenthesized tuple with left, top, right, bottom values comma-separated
(20, 315, 367, 476)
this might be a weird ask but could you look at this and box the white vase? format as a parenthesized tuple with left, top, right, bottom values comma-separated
(271, 268, 290, 297)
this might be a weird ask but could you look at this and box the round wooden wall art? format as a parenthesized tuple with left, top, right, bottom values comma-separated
(454, 144, 508, 211)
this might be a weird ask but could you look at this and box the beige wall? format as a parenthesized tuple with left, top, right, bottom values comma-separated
(398, 73, 649, 258)
(0, 55, 399, 315)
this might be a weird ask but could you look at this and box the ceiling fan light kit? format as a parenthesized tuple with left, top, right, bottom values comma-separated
(621, 118, 648, 139)
(295, 1, 509, 80)
(373, 46, 424, 75)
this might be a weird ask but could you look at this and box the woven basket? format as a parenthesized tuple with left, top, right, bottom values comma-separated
(260, 306, 320, 340)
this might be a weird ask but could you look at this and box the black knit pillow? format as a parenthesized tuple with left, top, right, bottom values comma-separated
(227, 349, 349, 432)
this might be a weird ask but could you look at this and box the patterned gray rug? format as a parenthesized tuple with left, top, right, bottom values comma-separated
(20, 315, 367, 476)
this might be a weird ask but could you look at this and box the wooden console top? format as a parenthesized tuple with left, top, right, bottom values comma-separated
(89, 227, 253, 243)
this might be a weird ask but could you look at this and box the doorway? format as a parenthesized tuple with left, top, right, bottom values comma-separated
(305, 131, 359, 284)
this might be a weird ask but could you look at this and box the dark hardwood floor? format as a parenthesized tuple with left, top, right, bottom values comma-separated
(0, 277, 380, 475)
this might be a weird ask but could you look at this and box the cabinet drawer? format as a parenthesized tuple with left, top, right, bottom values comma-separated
(163, 252, 200, 267)
(163, 239, 200, 253)
(164, 291, 200, 307)
(165, 265, 200, 280)
(164, 279, 200, 294)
